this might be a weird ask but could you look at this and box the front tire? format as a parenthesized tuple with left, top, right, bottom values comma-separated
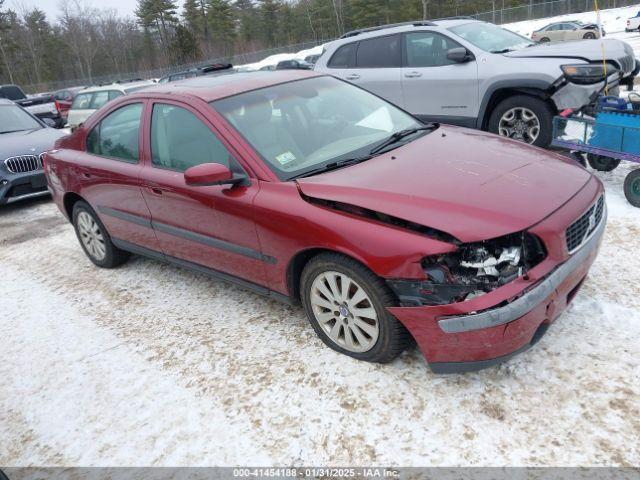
(300, 253, 411, 363)
(72, 201, 129, 268)
(488, 94, 554, 147)
(583, 32, 596, 39)
(624, 169, 640, 207)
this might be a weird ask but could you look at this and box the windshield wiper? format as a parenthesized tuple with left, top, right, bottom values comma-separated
(0, 129, 30, 134)
(289, 155, 374, 180)
(369, 125, 436, 156)
(490, 48, 514, 54)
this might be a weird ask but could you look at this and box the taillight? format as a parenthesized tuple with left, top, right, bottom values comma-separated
(54, 100, 61, 113)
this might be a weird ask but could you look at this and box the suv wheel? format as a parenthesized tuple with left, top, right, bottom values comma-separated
(488, 94, 554, 147)
(72, 201, 129, 268)
(587, 153, 620, 172)
(300, 253, 411, 363)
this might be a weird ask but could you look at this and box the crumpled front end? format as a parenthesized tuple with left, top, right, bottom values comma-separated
(387, 177, 606, 373)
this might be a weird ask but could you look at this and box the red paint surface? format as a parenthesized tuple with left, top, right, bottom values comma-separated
(45, 71, 605, 366)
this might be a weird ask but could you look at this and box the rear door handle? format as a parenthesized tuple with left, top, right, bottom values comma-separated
(404, 71, 422, 78)
(345, 73, 361, 80)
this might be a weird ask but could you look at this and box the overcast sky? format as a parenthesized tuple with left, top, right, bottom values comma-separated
(11, 0, 149, 20)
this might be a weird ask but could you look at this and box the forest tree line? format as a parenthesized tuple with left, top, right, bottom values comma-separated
(0, 0, 530, 91)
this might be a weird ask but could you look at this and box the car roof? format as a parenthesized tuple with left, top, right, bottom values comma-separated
(131, 70, 321, 102)
(78, 81, 154, 95)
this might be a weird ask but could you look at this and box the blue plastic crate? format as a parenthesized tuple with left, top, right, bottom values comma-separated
(591, 111, 640, 155)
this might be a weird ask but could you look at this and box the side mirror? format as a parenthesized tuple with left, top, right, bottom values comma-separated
(447, 47, 473, 63)
(184, 162, 246, 187)
(42, 117, 57, 128)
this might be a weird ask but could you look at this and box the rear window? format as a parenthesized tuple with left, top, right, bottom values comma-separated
(356, 35, 401, 68)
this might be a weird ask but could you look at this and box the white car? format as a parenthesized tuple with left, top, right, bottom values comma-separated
(67, 81, 154, 127)
(626, 13, 640, 32)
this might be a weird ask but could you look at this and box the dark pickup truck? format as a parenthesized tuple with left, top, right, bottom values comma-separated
(0, 84, 63, 128)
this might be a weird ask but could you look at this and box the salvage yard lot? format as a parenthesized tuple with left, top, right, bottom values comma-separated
(1, 165, 639, 466)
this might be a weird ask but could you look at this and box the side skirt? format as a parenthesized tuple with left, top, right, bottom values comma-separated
(111, 238, 293, 305)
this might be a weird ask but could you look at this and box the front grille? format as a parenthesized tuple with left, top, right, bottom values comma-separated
(565, 195, 604, 253)
(4, 155, 41, 174)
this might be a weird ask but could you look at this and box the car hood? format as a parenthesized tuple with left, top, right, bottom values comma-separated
(505, 38, 629, 63)
(0, 127, 66, 160)
(296, 126, 592, 243)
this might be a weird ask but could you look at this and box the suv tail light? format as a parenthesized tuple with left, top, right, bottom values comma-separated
(54, 100, 61, 113)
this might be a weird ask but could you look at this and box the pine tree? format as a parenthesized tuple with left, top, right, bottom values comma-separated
(206, 0, 235, 55)
(258, 0, 281, 47)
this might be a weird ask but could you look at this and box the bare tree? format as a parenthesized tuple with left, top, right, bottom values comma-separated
(58, 0, 101, 81)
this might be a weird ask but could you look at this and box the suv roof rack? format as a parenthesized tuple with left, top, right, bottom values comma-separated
(338, 16, 478, 39)
(339, 21, 436, 39)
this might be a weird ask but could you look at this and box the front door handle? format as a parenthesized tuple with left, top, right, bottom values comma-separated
(150, 187, 163, 196)
(345, 73, 361, 80)
(404, 71, 423, 78)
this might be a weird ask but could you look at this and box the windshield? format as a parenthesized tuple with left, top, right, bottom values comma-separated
(0, 104, 42, 133)
(449, 22, 533, 52)
(211, 76, 422, 180)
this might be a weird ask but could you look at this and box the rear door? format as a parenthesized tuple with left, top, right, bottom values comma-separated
(401, 31, 479, 125)
(78, 100, 160, 251)
(327, 34, 405, 108)
(139, 99, 267, 286)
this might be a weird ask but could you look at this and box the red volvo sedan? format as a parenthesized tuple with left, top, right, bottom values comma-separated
(44, 71, 606, 373)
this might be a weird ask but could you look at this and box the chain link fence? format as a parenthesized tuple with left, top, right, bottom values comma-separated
(473, 0, 639, 26)
(24, 0, 639, 94)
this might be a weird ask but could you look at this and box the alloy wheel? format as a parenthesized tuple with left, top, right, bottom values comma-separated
(498, 107, 540, 144)
(309, 271, 379, 353)
(77, 211, 106, 261)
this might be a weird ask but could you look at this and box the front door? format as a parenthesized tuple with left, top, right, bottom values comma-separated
(401, 31, 479, 125)
(140, 100, 267, 286)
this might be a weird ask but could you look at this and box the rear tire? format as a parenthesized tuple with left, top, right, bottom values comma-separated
(488, 94, 554, 148)
(72, 200, 129, 268)
(539, 37, 550, 43)
(583, 32, 596, 39)
(300, 252, 412, 363)
(587, 153, 621, 172)
(624, 169, 640, 207)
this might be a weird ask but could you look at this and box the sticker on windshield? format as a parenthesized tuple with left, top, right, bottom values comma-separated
(276, 151, 296, 165)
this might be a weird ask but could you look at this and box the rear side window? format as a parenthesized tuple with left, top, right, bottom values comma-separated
(356, 35, 401, 68)
(71, 93, 91, 109)
(328, 43, 356, 68)
(89, 91, 110, 109)
(109, 90, 124, 101)
(151, 103, 236, 172)
(86, 103, 143, 162)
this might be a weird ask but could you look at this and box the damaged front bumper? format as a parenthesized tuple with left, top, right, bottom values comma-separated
(387, 189, 606, 374)
(552, 77, 620, 111)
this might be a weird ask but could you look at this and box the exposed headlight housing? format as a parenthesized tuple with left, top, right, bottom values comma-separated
(561, 63, 618, 84)
(388, 232, 546, 307)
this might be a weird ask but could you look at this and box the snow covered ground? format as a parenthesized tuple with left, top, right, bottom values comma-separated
(0, 162, 639, 466)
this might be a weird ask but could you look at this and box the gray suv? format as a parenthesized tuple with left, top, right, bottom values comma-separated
(314, 18, 637, 147)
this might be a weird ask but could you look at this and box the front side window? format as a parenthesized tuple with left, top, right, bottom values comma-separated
(328, 43, 357, 68)
(356, 35, 401, 68)
(212, 76, 423, 180)
(86, 103, 142, 162)
(449, 22, 533, 52)
(151, 103, 236, 172)
(0, 105, 42, 133)
(405, 32, 464, 68)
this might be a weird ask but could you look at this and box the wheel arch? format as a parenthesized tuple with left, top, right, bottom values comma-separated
(63, 191, 86, 221)
(477, 80, 557, 130)
(286, 247, 387, 303)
